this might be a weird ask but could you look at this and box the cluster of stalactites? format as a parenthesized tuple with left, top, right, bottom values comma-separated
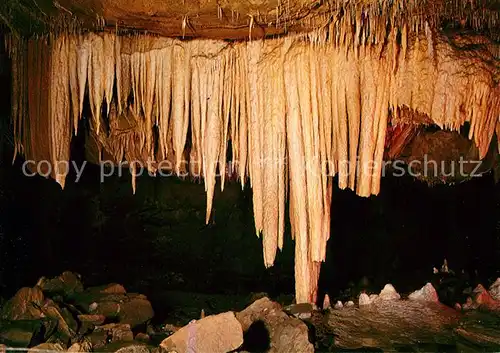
(6, 24, 500, 303)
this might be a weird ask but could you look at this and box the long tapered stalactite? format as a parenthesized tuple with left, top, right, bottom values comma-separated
(6, 23, 500, 303)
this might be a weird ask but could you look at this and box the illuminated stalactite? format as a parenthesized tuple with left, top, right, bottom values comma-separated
(6, 25, 500, 304)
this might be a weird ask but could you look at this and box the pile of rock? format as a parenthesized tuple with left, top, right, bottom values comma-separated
(0, 271, 155, 352)
(0, 272, 315, 353)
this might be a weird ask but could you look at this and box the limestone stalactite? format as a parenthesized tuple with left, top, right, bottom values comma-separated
(6, 24, 500, 304)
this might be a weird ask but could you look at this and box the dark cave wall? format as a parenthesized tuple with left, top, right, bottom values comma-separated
(0, 162, 297, 297)
(321, 171, 500, 299)
(2, 153, 499, 304)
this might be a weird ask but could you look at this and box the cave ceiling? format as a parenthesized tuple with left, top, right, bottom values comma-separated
(2, 0, 500, 40)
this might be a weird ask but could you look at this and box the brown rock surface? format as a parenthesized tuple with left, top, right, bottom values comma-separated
(0, 287, 45, 320)
(54, 0, 323, 39)
(160, 311, 243, 353)
(236, 297, 314, 353)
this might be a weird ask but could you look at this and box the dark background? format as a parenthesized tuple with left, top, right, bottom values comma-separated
(0, 32, 499, 315)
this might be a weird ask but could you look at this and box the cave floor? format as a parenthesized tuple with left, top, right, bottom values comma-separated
(143, 289, 500, 352)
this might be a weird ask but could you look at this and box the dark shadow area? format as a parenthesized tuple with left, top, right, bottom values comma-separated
(241, 320, 270, 352)
(318, 169, 500, 307)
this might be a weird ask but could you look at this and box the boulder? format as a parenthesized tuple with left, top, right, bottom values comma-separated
(95, 323, 134, 343)
(78, 314, 106, 325)
(37, 272, 84, 298)
(40, 299, 77, 340)
(117, 296, 154, 328)
(160, 312, 243, 353)
(0, 287, 44, 320)
(74, 292, 153, 328)
(0, 319, 46, 347)
(135, 333, 150, 342)
(284, 303, 315, 320)
(68, 339, 92, 352)
(89, 283, 127, 295)
(28, 343, 64, 353)
(87, 330, 108, 349)
(236, 297, 314, 353)
(78, 314, 107, 334)
(247, 292, 269, 304)
(92, 301, 122, 319)
(237, 298, 288, 332)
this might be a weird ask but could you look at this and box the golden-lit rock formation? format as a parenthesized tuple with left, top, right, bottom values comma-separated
(4, 0, 500, 304)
